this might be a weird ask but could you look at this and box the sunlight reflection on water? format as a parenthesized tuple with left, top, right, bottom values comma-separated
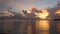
(0, 20, 60, 34)
(36, 20, 50, 34)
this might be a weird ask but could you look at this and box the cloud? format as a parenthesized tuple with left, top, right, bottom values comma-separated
(0, 0, 59, 11)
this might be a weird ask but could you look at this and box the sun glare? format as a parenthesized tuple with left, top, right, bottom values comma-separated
(55, 9, 60, 16)
(35, 9, 49, 19)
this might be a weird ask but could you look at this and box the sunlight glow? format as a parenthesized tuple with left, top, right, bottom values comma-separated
(35, 9, 49, 19)
(55, 9, 60, 16)
(20, 11, 26, 17)
(27, 9, 32, 13)
(27, 6, 36, 13)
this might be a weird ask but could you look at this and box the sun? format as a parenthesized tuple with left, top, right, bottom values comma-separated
(35, 8, 49, 19)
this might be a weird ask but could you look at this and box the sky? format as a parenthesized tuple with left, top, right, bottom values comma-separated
(0, 0, 60, 12)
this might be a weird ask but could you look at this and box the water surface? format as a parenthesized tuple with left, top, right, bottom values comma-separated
(0, 19, 60, 34)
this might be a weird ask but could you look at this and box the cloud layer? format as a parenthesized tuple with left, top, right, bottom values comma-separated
(0, 0, 59, 12)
